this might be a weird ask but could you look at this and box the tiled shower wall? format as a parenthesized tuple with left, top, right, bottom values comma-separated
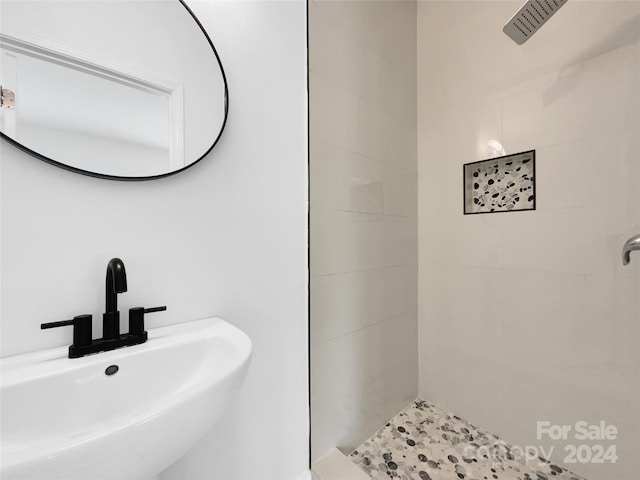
(310, 0, 418, 462)
(417, 2, 640, 480)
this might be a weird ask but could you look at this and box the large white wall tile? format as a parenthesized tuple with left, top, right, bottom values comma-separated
(418, 100, 502, 174)
(311, 209, 416, 276)
(311, 312, 417, 459)
(311, 141, 417, 217)
(581, 1, 640, 64)
(311, 265, 417, 345)
(310, 72, 359, 152)
(419, 1, 583, 109)
(503, 54, 639, 152)
(357, 100, 417, 171)
(311, 0, 416, 125)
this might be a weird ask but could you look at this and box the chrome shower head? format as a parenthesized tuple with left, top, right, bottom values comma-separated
(503, 0, 568, 45)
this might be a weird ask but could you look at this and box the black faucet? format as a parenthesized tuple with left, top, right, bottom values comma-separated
(41, 258, 166, 358)
(103, 258, 127, 340)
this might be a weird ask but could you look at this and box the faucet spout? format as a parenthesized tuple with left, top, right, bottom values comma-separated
(623, 234, 640, 265)
(106, 258, 127, 313)
(103, 258, 127, 340)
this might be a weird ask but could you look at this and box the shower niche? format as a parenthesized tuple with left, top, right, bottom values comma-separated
(463, 150, 535, 214)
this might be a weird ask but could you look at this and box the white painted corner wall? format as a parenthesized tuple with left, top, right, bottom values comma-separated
(0, 1, 309, 479)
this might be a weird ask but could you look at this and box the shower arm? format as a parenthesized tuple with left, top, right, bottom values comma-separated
(622, 234, 640, 265)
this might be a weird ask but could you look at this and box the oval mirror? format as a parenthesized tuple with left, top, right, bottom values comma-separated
(0, 0, 227, 180)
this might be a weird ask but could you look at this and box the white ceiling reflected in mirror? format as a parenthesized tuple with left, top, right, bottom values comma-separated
(0, 0, 227, 180)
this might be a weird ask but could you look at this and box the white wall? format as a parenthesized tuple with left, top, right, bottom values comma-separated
(309, 0, 418, 462)
(0, 1, 308, 479)
(417, 2, 639, 479)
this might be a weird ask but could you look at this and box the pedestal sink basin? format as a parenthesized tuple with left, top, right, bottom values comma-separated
(0, 317, 252, 480)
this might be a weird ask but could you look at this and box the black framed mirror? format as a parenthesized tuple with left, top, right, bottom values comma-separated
(0, 0, 228, 181)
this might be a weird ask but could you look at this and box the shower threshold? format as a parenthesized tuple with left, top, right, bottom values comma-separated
(350, 399, 587, 480)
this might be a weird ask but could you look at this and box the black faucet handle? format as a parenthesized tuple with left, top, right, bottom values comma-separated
(144, 306, 167, 314)
(41, 319, 75, 329)
(41, 315, 93, 347)
(128, 305, 166, 337)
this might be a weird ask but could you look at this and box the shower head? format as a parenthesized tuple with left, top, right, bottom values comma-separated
(503, 0, 568, 45)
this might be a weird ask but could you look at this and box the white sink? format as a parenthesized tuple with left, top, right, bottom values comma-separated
(0, 317, 252, 480)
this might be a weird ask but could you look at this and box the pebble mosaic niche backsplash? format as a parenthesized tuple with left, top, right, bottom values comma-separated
(350, 399, 587, 480)
(463, 150, 535, 214)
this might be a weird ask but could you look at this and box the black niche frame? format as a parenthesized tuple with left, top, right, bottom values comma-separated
(0, 0, 229, 181)
(463, 150, 536, 215)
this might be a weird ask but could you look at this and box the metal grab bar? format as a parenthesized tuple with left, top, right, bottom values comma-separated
(622, 234, 640, 265)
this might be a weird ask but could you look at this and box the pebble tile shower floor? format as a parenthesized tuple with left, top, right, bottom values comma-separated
(350, 400, 587, 480)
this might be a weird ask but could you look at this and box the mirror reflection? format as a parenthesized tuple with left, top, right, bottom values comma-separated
(0, 0, 227, 179)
